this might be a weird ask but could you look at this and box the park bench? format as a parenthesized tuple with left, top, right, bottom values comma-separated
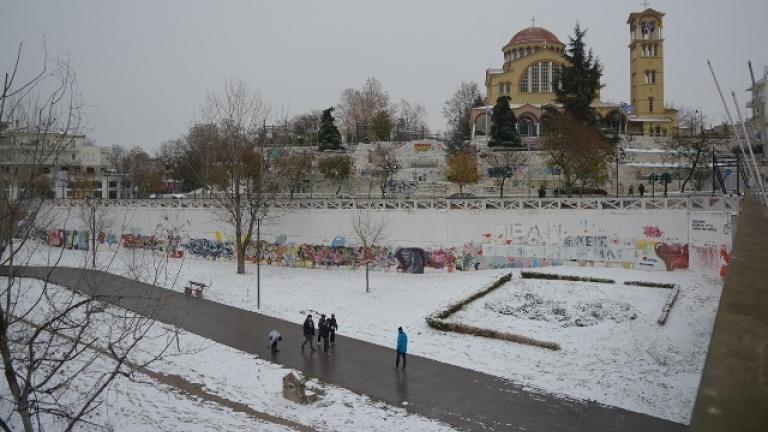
(184, 281, 207, 299)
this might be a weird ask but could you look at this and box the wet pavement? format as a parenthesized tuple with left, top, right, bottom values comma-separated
(690, 195, 768, 431)
(3, 265, 684, 431)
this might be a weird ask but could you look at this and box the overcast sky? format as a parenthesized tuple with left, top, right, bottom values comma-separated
(2, 0, 767, 151)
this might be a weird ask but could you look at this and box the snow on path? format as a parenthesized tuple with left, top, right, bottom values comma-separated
(1, 277, 457, 432)
(23, 244, 722, 424)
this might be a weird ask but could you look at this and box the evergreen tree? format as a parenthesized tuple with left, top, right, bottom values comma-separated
(318, 107, 342, 151)
(556, 23, 604, 125)
(488, 96, 520, 147)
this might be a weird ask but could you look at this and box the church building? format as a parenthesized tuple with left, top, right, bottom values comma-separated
(470, 7, 676, 141)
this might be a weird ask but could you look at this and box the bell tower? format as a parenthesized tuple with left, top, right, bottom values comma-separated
(627, 7, 675, 136)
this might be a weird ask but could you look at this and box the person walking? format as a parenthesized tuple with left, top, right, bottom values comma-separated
(638, 183, 645, 197)
(318, 316, 331, 354)
(395, 327, 408, 371)
(329, 313, 338, 345)
(628, 184, 634, 196)
(301, 314, 316, 352)
(268, 329, 282, 353)
(317, 314, 326, 344)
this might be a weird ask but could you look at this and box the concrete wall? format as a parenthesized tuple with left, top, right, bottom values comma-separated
(44, 204, 734, 277)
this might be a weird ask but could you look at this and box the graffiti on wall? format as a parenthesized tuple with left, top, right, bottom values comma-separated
(38, 214, 731, 278)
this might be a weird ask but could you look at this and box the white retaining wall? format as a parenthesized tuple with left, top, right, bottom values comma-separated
(45, 204, 734, 277)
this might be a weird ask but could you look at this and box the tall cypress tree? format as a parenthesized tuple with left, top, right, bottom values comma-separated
(556, 23, 604, 125)
(318, 107, 342, 151)
(488, 96, 520, 147)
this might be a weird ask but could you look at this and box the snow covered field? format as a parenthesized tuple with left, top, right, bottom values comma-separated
(0, 277, 456, 432)
(21, 243, 723, 424)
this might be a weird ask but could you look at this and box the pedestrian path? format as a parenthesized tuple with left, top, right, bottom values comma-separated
(4, 265, 684, 431)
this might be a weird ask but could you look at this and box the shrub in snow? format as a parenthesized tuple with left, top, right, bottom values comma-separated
(426, 273, 561, 350)
(623, 281, 676, 289)
(520, 271, 615, 284)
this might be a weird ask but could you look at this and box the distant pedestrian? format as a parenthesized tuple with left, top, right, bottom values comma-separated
(538, 185, 546, 198)
(301, 314, 316, 352)
(329, 313, 338, 345)
(628, 185, 634, 196)
(638, 183, 645, 197)
(268, 329, 282, 353)
(317, 314, 326, 344)
(318, 315, 330, 354)
(395, 327, 408, 371)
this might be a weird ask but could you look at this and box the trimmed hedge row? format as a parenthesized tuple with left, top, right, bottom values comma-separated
(623, 280, 676, 289)
(431, 273, 512, 320)
(426, 273, 561, 351)
(520, 271, 615, 284)
(426, 319, 561, 351)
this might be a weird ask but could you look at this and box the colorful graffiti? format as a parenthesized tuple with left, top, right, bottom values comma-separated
(36, 215, 731, 278)
(643, 226, 664, 238)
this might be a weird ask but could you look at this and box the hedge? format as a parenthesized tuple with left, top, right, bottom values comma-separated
(520, 271, 615, 284)
(623, 281, 676, 289)
(426, 273, 561, 351)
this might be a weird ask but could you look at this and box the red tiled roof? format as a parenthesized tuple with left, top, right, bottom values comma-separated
(507, 27, 562, 46)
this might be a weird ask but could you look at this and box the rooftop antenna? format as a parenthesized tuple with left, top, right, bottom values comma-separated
(748, 60, 756, 87)
(641, 0, 650, 9)
(531, 17, 536, 28)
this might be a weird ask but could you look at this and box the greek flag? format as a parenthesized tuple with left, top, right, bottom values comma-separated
(619, 102, 635, 114)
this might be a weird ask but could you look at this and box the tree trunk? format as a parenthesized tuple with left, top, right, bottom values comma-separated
(681, 151, 701, 193)
(499, 178, 506, 198)
(236, 241, 246, 274)
(256, 218, 261, 308)
(365, 262, 370, 293)
(91, 206, 96, 269)
(336, 181, 343, 195)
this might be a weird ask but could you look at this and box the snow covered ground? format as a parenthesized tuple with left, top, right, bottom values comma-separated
(0, 277, 456, 432)
(21, 243, 723, 424)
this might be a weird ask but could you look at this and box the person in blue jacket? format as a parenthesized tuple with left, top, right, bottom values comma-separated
(395, 327, 408, 370)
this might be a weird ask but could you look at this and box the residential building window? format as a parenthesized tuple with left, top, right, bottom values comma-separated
(648, 97, 654, 113)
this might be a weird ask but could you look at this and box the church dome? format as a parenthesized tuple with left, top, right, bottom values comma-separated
(507, 27, 562, 46)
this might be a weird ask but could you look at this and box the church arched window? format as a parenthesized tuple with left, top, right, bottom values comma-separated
(518, 116, 537, 137)
(520, 62, 561, 93)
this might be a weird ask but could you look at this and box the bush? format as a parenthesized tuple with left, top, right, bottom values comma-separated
(624, 281, 676, 289)
(425, 273, 560, 351)
(520, 271, 615, 284)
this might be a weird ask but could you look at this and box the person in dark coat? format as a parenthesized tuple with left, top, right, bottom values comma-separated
(317, 314, 326, 344)
(395, 327, 408, 370)
(638, 183, 645, 197)
(301, 314, 316, 351)
(318, 315, 330, 354)
(329, 313, 338, 345)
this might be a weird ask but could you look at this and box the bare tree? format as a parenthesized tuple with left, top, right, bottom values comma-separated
(483, 150, 526, 197)
(542, 113, 613, 196)
(368, 144, 399, 198)
(443, 81, 483, 144)
(665, 108, 723, 192)
(337, 77, 393, 142)
(1, 43, 176, 432)
(77, 198, 113, 268)
(199, 78, 274, 275)
(396, 99, 429, 140)
(274, 149, 314, 198)
(351, 211, 388, 293)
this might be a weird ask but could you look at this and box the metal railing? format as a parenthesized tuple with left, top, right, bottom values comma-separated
(45, 195, 742, 213)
